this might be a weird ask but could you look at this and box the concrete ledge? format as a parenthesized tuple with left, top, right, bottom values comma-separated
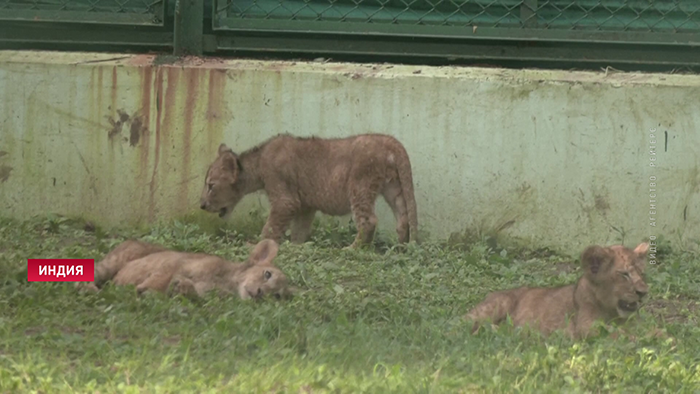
(1, 50, 699, 254)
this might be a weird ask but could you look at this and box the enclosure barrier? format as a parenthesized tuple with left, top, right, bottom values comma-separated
(0, 0, 699, 69)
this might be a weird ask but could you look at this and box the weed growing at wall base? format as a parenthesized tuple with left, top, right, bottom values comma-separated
(0, 216, 699, 392)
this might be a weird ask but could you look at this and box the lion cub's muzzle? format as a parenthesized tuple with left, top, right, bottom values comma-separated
(618, 287, 648, 313)
(618, 300, 640, 312)
(247, 287, 264, 300)
(200, 201, 228, 218)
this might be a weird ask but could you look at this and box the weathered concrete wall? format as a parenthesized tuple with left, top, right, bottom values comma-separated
(1, 50, 699, 253)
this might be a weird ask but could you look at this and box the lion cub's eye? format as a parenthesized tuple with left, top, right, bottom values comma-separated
(263, 270, 272, 280)
(207, 183, 214, 192)
(620, 271, 631, 279)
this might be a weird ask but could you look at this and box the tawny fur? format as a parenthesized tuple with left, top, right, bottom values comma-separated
(76, 239, 294, 300)
(199, 133, 419, 248)
(465, 242, 651, 339)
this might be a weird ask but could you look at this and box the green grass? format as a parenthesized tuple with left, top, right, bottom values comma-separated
(1, 215, 700, 393)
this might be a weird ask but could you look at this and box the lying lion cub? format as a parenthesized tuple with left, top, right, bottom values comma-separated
(465, 242, 650, 339)
(199, 133, 419, 248)
(77, 239, 294, 300)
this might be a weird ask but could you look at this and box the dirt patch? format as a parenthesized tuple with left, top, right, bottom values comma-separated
(56, 236, 94, 249)
(129, 116, 146, 146)
(105, 330, 130, 342)
(0, 165, 13, 183)
(107, 110, 147, 147)
(644, 297, 700, 324)
(520, 247, 563, 260)
(594, 194, 610, 211)
(24, 327, 44, 336)
(107, 110, 130, 139)
(163, 335, 181, 345)
(61, 326, 85, 335)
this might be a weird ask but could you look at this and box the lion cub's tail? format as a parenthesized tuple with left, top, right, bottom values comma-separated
(395, 145, 419, 244)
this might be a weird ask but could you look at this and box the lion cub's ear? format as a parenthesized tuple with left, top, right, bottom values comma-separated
(217, 143, 241, 177)
(633, 242, 650, 271)
(218, 143, 234, 156)
(248, 239, 279, 266)
(633, 242, 650, 257)
(581, 245, 613, 278)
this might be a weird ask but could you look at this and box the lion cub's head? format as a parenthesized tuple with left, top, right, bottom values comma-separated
(238, 239, 294, 301)
(581, 242, 650, 318)
(200, 143, 245, 219)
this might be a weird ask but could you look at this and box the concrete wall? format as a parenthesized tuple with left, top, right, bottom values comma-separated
(1, 50, 699, 254)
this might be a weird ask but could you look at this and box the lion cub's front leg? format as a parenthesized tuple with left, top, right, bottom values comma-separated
(465, 288, 523, 333)
(260, 203, 297, 243)
(289, 209, 317, 244)
(570, 309, 602, 339)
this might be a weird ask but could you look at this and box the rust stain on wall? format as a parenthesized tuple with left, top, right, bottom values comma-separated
(147, 66, 179, 219)
(180, 67, 199, 210)
(595, 194, 610, 212)
(206, 69, 227, 156)
(97, 67, 104, 116)
(148, 66, 165, 221)
(133, 65, 154, 212)
(139, 66, 153, 170)
(111, 66, 118, 103)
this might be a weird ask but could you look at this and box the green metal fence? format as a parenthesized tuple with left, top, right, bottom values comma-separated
(0, 0, 165, 25)
(0, 0, 699, 70)
(214, 0, 699, 32)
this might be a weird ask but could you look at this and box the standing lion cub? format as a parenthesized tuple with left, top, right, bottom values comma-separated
(465, 242, 650, 339)
(199, 133, 419, 248)
(77, 239, 294, 300)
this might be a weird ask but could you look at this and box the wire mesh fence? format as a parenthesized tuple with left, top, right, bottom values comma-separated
(0, 0, 165, 25)
(0, 0, 697, 68)
(214, 0, 700, 33)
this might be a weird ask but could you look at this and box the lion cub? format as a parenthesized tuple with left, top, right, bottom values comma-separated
(199, 133, 419, 248)
(78, 239, 293, 300)
(465, 242, 650, 339)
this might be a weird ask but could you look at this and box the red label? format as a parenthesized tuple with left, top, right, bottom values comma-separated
(27, 259, 95, 282)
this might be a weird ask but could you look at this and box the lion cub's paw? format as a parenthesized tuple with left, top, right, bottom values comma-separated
(344, 241, 371, 251)
(168, 277, 197, 296)
(75, 282, 100, 293)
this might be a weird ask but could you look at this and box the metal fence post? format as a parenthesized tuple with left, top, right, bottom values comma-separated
(174, 0, 204, 56)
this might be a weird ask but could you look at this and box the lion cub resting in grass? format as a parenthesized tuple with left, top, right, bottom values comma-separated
(465, 242, 651, 339)
(199, 133, 419, 249)
(77, 239, 294, 300)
